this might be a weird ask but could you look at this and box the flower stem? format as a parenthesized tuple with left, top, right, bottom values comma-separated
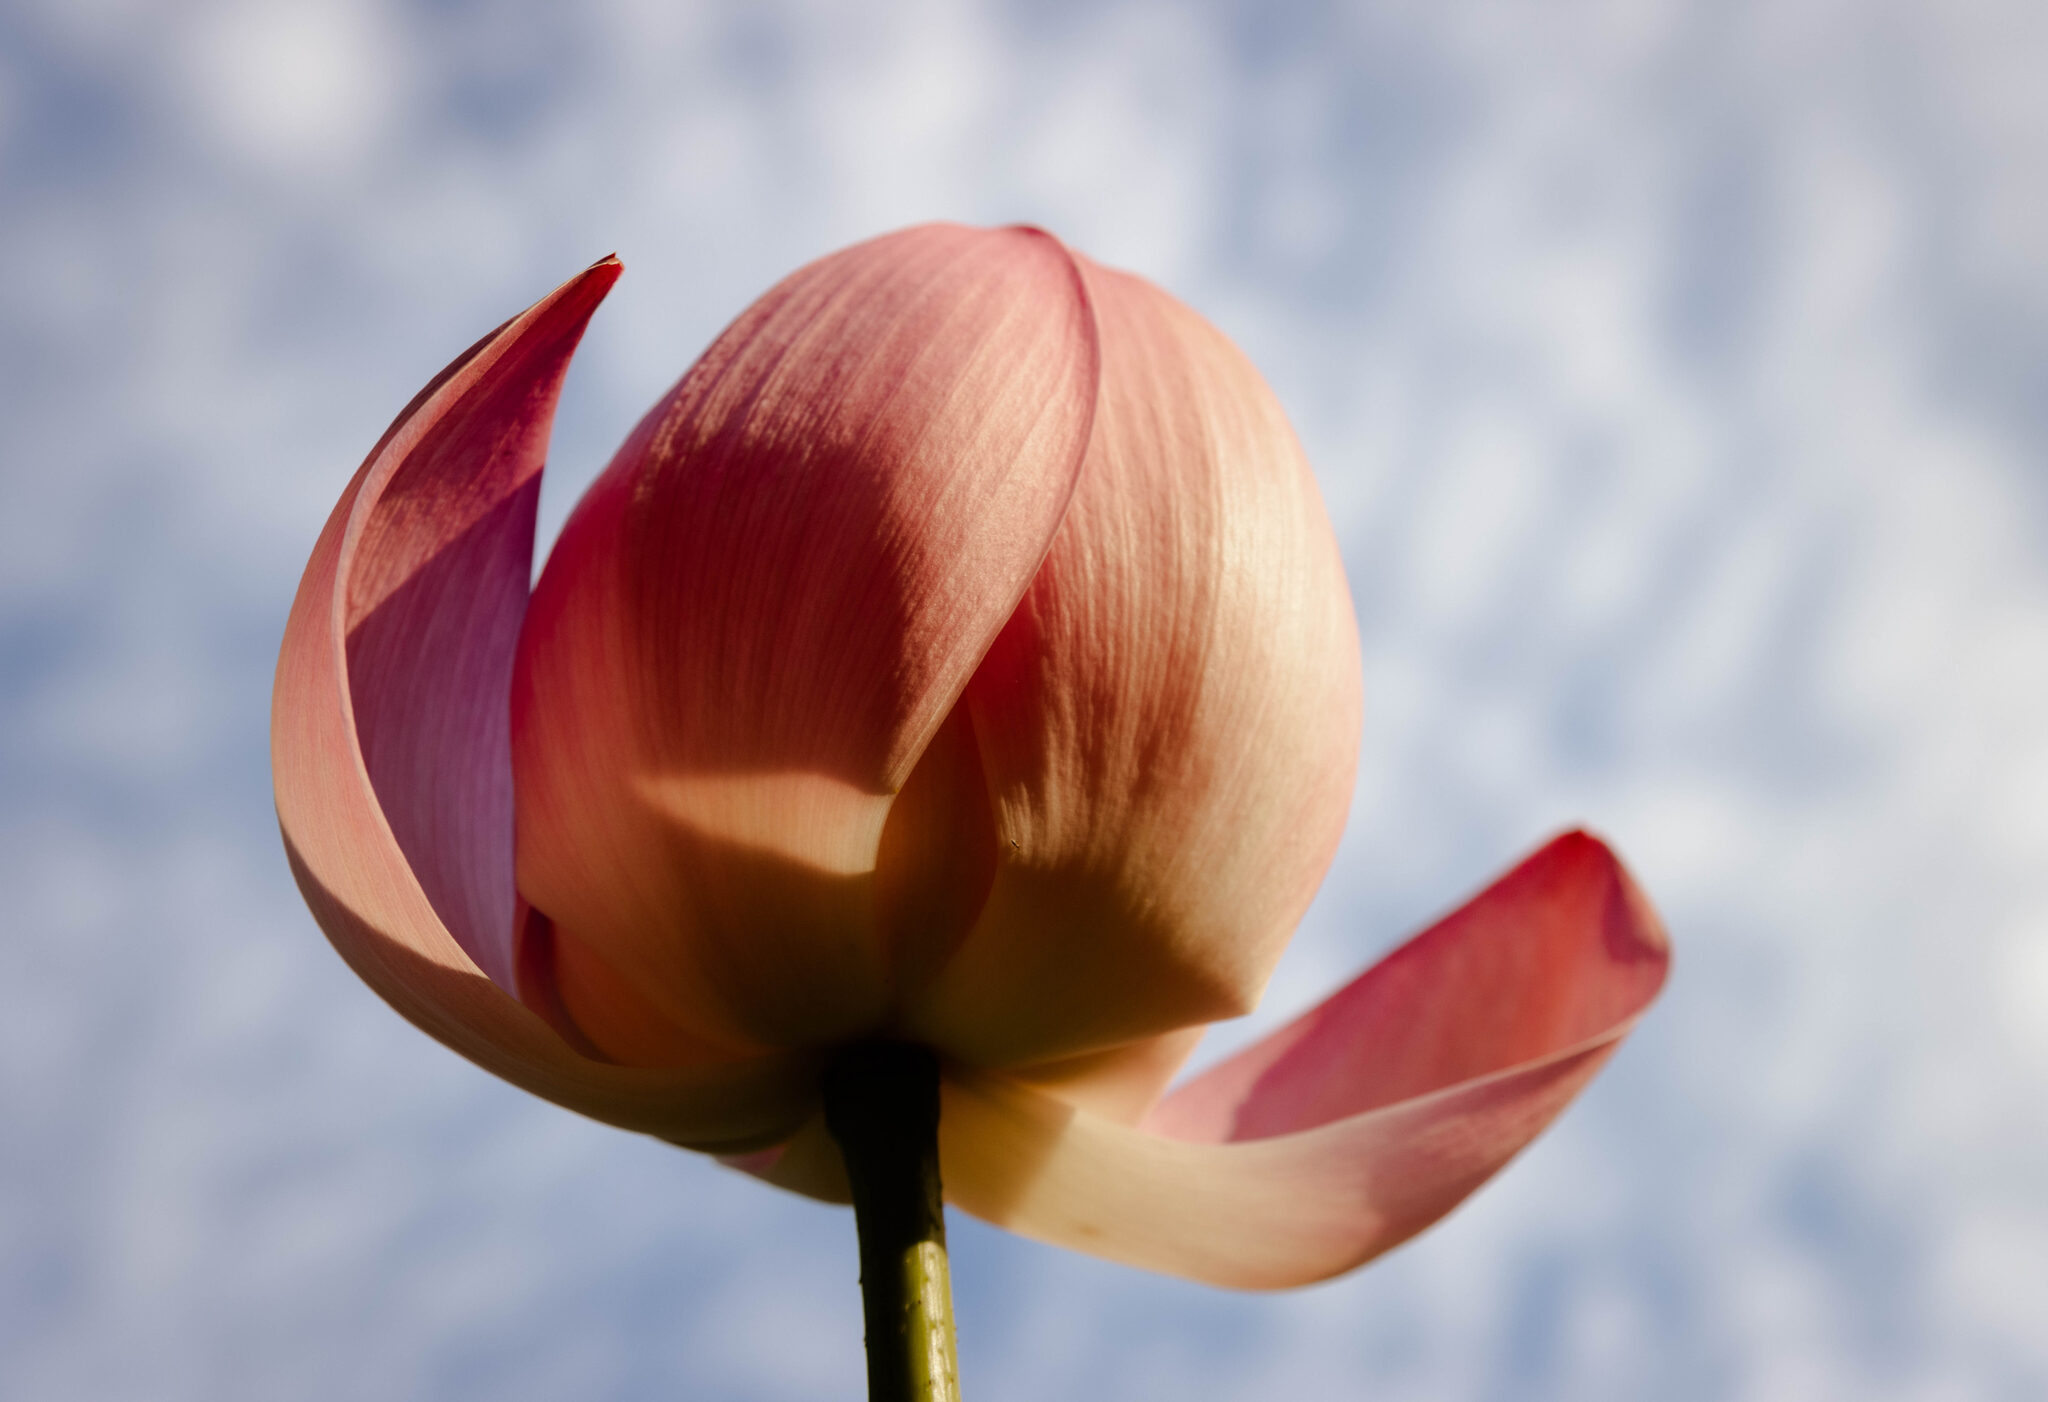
(823, 1043, 962, 1402)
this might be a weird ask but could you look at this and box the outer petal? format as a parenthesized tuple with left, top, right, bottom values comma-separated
(512, 225, 1099, 1059)
(272, 260, 815, 1149)
(904, 258, 1362, 1068)
(937, 832, 1670, 1288)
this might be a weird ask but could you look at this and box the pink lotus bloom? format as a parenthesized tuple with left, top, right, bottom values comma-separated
(272, 224, 1668, 1288)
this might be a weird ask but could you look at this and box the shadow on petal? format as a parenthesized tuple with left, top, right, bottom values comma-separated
(347, 481, 538, 991)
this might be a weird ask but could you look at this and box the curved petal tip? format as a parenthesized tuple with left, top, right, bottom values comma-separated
(273, 260, 815, 1148)
(939, 830, 1669, 1288)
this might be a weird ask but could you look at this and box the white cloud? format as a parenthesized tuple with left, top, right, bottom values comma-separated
(175, 0, 411, 176)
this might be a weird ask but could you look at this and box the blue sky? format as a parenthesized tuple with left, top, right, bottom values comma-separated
(4, 0, 2047, 1398)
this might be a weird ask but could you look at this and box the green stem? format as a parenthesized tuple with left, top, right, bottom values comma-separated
(822, 1043, 962, 1402)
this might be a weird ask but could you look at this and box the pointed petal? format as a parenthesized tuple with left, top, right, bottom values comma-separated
(1144, 831, 1670, 1141)
(907, 259, 1362, 1068)
(512, 224, 1099, 1055)
(273, 261, 815, 1147)
(937, 834, 1669, 1288)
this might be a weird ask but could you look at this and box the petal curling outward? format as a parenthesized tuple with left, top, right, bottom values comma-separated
(937, 832, 1670, 1288)
(272, 259, 815, 1150)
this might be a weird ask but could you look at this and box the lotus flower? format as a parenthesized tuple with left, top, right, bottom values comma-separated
(272, 224, 1668, 1291)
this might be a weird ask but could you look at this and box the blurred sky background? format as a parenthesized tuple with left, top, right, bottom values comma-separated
(4, 0, 2048, 1398)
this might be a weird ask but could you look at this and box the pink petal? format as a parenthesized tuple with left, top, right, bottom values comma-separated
(937, 833, 1670, 1287)
(1145, 830, 1670, 1141)
(904, 257, 1362, 1070)
(273, 259, 816, 1149)
(511, 225, 1099, 1059)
